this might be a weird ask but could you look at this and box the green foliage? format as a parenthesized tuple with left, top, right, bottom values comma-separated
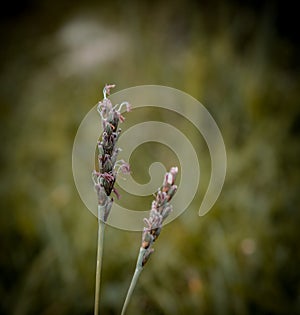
(0, 1, 299, 314)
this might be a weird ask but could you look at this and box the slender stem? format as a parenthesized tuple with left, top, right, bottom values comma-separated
(94, 206, 106, 315)
(121, 248, 145, 315)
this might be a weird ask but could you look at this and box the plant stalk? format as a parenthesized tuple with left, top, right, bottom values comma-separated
(94, 205, 106, 315)
(120, 248, 145, 315)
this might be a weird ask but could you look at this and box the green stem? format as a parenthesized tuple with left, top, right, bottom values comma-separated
(94, 206, 106, 315)
(121, 248, 145, 315)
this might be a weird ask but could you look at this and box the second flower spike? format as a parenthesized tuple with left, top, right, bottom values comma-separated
(121, 167, 178, 315)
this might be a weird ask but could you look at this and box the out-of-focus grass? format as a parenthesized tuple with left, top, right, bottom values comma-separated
(0, 1, 299, 314)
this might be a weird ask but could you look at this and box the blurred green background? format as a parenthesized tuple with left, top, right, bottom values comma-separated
(0, 0, 299, 314)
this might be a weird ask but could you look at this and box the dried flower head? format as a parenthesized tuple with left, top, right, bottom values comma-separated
(93, 84, 131, 221)
(120, 168, 179, 315)
(140, 167, 178, 266)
